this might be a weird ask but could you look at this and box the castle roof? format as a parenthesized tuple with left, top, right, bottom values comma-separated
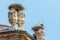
(0, 25, 35, 40)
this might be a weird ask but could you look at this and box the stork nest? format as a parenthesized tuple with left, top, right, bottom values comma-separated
(9, 3, 24, 11)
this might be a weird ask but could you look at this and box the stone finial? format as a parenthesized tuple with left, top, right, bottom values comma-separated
(8, 3, 25, 30)
(32, 24, 45, 40)
(8, 8, 17, 29)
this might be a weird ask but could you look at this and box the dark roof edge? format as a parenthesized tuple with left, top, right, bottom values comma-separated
(0, 30, 35, 40)
(0, 24, 9, 27)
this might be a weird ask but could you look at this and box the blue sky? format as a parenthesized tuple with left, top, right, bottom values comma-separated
(0, 0, 60, 40)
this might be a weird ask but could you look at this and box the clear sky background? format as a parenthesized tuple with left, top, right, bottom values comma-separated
(0, 0, 60, 40)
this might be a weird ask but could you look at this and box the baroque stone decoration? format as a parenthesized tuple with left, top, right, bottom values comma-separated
(8, 3, 25, 30)
(0, 3, 45, 40)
